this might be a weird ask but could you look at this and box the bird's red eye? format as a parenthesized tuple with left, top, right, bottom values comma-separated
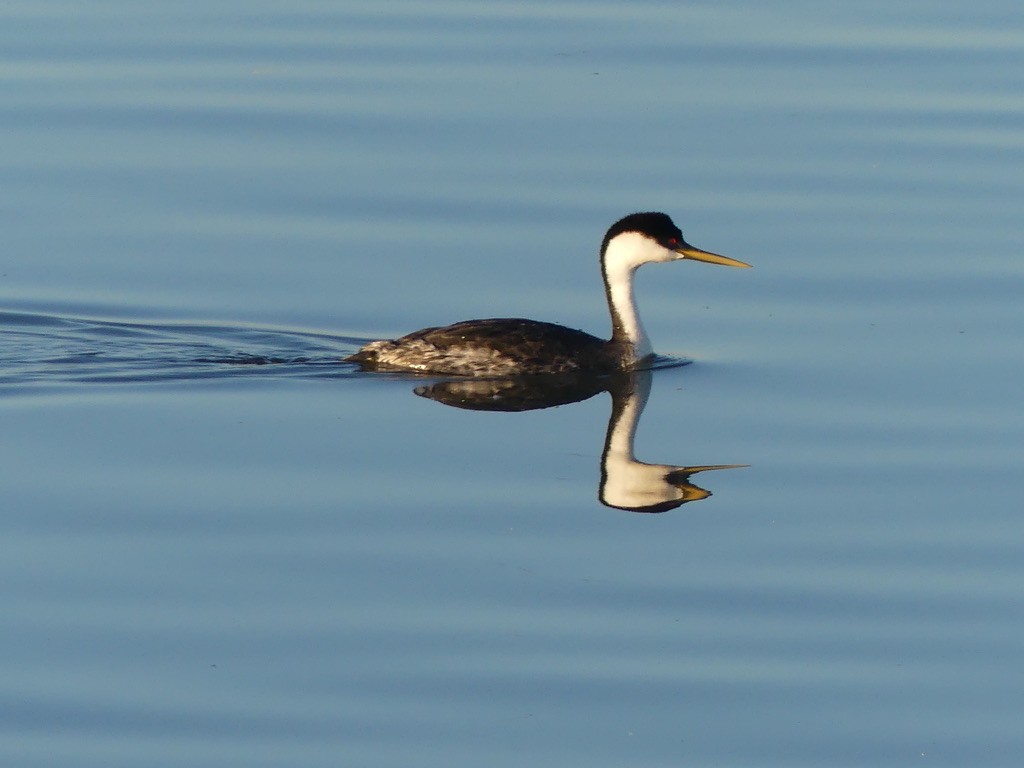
(666, 237, 678, 246)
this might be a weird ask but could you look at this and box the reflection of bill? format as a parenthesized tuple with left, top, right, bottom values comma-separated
(415, 369, 745, 513)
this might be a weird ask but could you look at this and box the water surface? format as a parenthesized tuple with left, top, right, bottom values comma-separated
(2, 2, 1023, 766)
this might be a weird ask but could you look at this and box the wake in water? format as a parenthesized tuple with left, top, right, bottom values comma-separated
(0, 309, 365, 389)
(0, 309, 694, 395)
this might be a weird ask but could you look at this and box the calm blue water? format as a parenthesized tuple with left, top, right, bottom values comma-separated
(2, 2, 1023, 766)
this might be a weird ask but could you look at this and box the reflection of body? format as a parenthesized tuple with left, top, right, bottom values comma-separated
(416, 369, 743, 513)
(347, 212, 749, 376)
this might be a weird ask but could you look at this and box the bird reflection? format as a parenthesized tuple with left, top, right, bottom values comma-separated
(414, 369, 744, 513)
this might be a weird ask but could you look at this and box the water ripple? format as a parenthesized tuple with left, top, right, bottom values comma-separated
(0, 310, 361, 390)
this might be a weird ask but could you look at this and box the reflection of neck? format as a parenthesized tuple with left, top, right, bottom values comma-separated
(604, 371, 650, 467)
(599, 371, 729, 513)
(601, 372, 683, 512)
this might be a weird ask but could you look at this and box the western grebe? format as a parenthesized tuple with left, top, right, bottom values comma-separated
(346, 212, 750, 376)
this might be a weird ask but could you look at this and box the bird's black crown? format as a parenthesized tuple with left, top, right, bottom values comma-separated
(600, 212, 684, 256)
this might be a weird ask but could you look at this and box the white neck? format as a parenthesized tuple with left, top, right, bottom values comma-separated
(602, 232, 668, 364)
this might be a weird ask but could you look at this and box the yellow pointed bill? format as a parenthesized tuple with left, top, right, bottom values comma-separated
(676, 243, 751, 268)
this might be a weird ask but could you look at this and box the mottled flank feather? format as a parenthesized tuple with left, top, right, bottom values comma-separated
(346, 318, 619, 376)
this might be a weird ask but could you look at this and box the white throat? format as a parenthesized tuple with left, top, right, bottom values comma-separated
(602, 232, 671, 363)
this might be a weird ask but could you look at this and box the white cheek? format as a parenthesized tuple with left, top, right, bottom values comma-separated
(603, 232, 671, 273)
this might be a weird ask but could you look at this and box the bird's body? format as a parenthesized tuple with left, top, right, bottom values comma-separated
(346, 212, 749, 376)
(348, 318, 619, 376)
